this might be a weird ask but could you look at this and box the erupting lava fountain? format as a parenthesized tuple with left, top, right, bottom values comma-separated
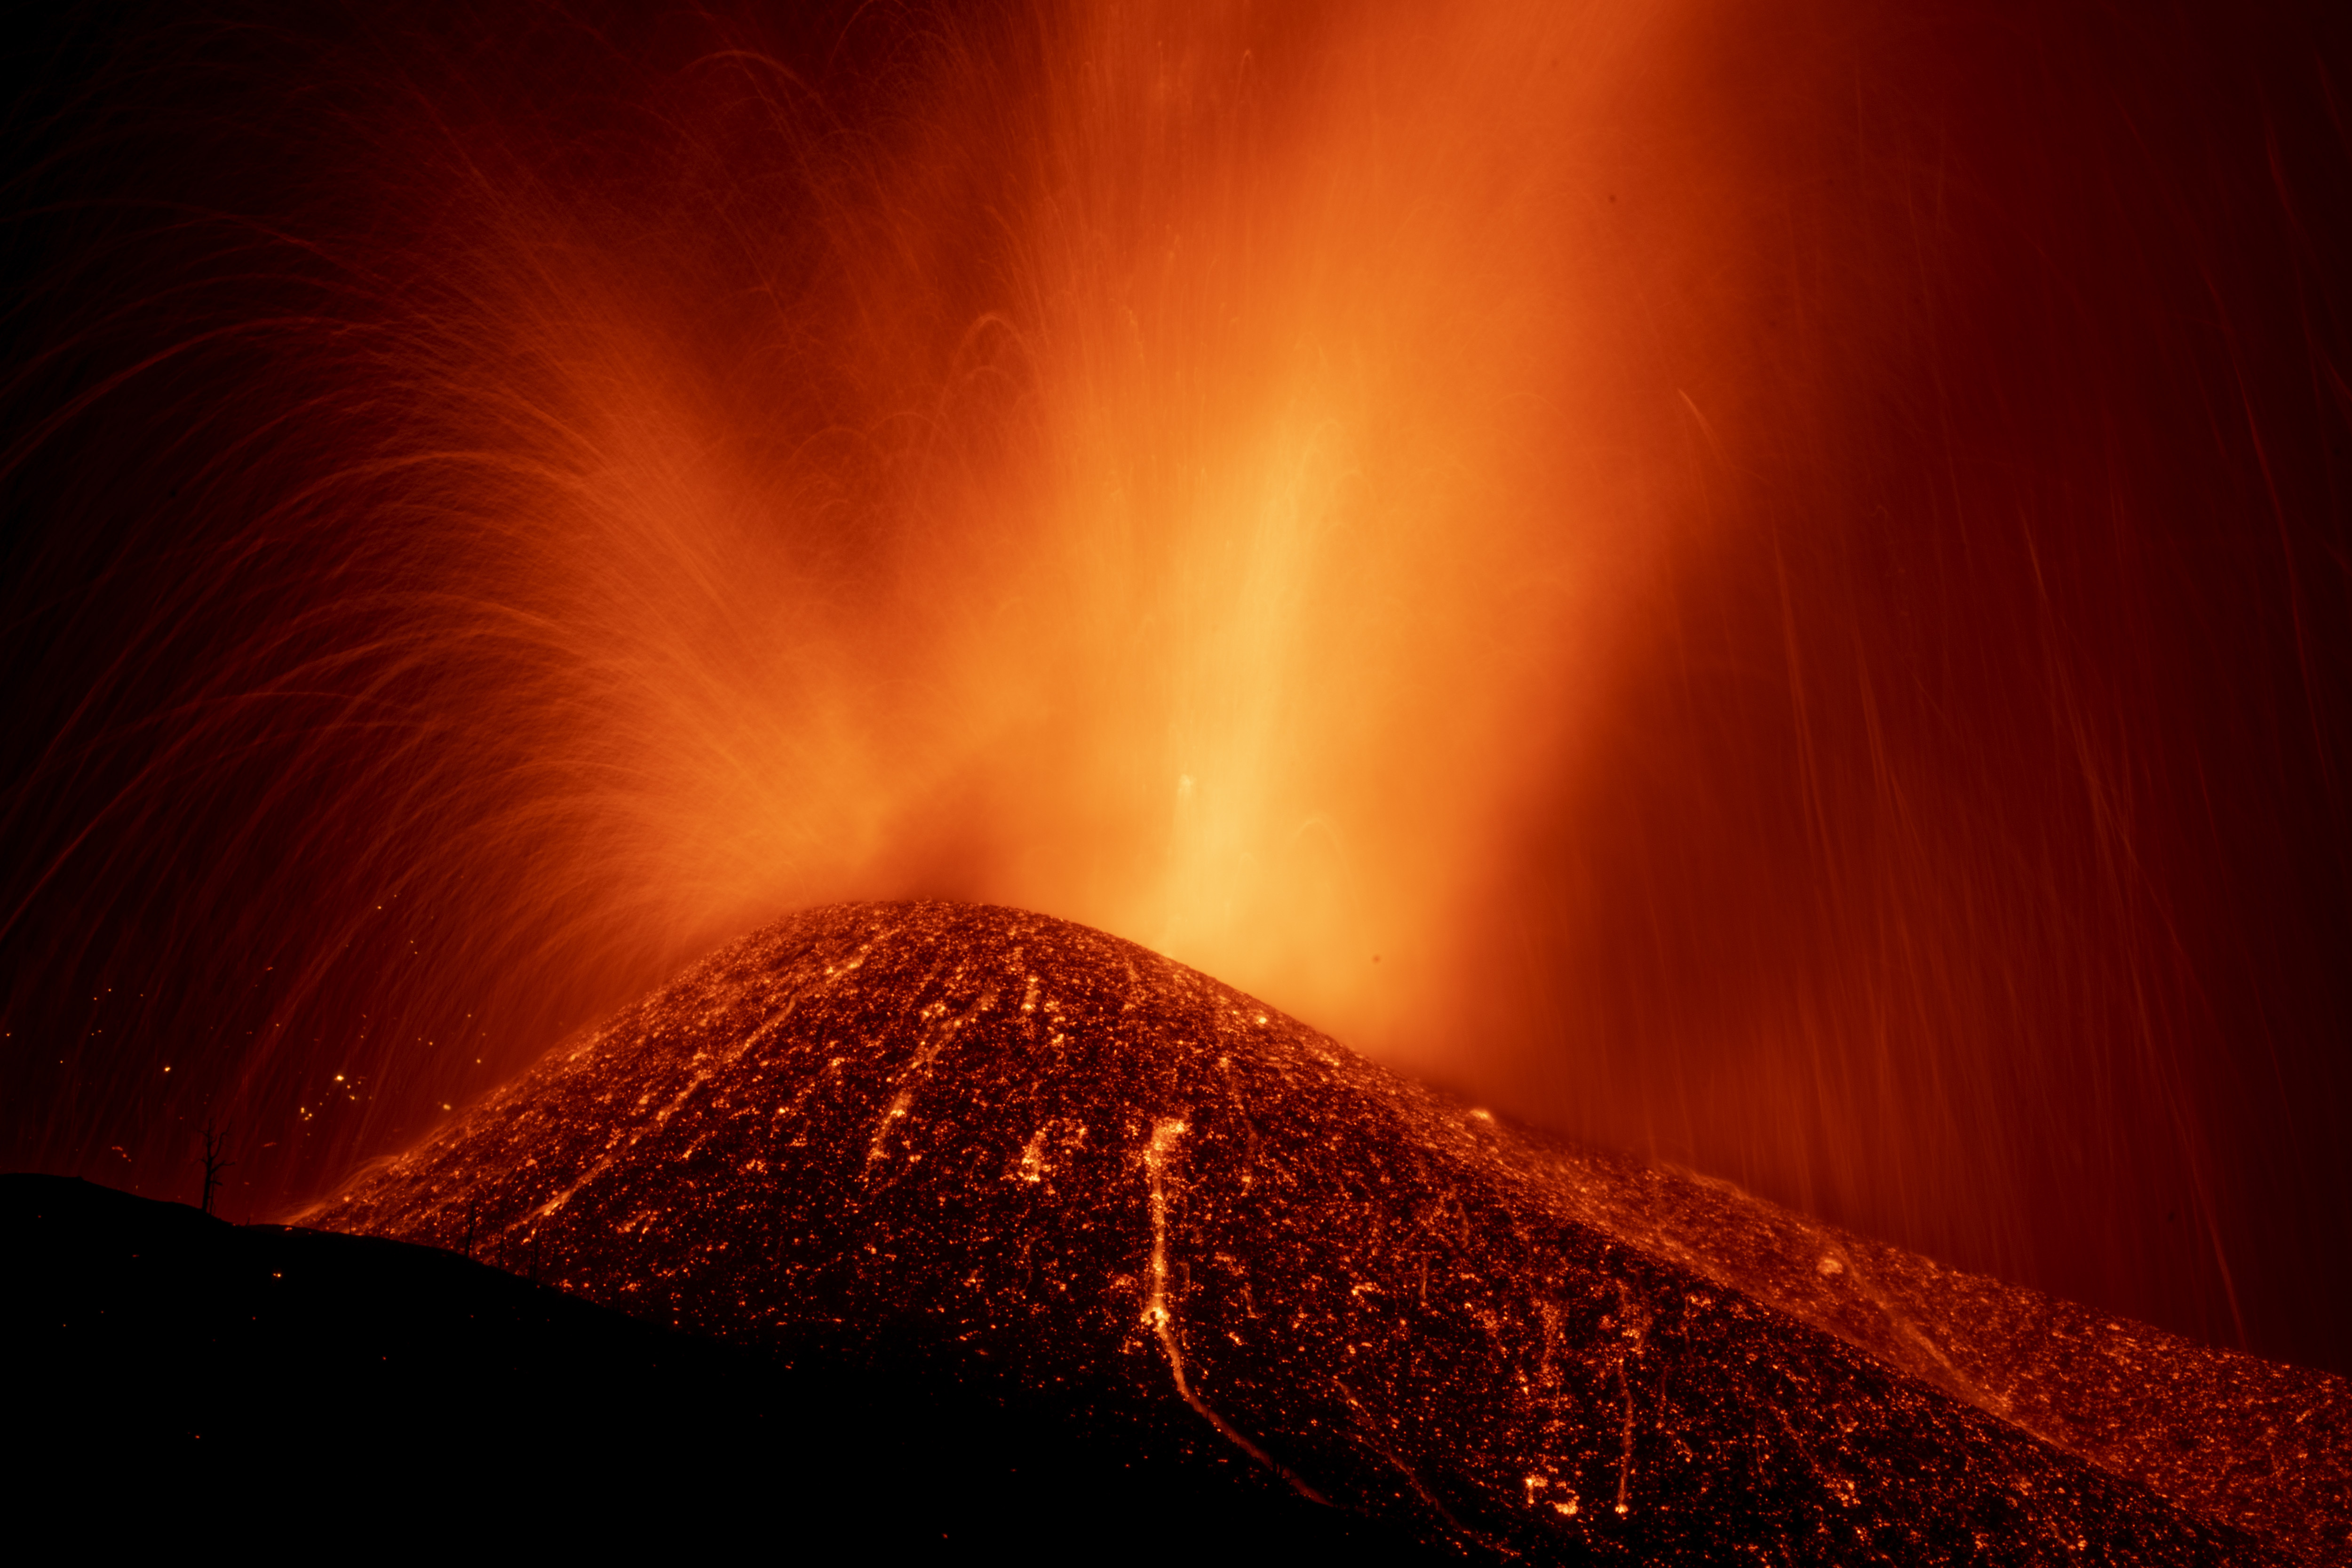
(310, 903, 2346, 1563)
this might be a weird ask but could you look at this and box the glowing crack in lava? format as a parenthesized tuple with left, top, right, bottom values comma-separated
(310, 903, 2344, 1563)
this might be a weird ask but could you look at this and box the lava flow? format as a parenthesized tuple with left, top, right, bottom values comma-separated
(310, 902, 2343, 1563)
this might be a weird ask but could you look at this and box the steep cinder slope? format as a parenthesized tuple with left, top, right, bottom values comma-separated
(311, 901, 2291, 1563)
(1533, 1144, 2350, 1564)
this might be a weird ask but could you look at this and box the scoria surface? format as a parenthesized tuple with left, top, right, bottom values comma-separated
(310, 902, 2336, 1563)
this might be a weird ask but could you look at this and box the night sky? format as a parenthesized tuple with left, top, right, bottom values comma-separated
(4, 0, 2348, 1378)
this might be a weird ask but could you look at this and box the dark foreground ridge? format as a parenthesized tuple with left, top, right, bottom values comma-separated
(6, 1172, 1395, 1554)
(302, 900, 2335, 1563)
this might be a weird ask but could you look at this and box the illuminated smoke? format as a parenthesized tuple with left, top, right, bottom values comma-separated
(1, 0, 2346, 1376)
(0, 0, 1724, 1184)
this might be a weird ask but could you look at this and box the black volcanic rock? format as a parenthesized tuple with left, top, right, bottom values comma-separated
(310, 901, 2301, 1563)
(5, 1173, 1395, 1555)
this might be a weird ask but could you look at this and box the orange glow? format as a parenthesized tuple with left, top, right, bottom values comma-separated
(5, 0, 2349, 1377)
(305, 0, 1753, 1055)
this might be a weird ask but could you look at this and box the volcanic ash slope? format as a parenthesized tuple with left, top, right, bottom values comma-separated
(311, 901, 2282, 1564)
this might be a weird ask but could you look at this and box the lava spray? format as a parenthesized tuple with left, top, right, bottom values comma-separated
(2, 0, 2346, 1373)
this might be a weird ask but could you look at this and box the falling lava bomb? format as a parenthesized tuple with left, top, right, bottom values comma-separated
(309, 902, 2308, 1563)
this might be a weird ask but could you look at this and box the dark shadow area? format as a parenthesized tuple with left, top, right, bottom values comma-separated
(5, 1172, 1422, 1557)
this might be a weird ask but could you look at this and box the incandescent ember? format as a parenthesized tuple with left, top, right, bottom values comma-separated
(310, 902, 2335, 1562)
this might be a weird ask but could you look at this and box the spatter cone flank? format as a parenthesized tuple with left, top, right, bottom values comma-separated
(311, 902, 2282, 1564)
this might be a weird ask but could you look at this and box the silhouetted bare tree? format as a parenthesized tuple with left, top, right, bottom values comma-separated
(197, 1122, 233, 1217)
